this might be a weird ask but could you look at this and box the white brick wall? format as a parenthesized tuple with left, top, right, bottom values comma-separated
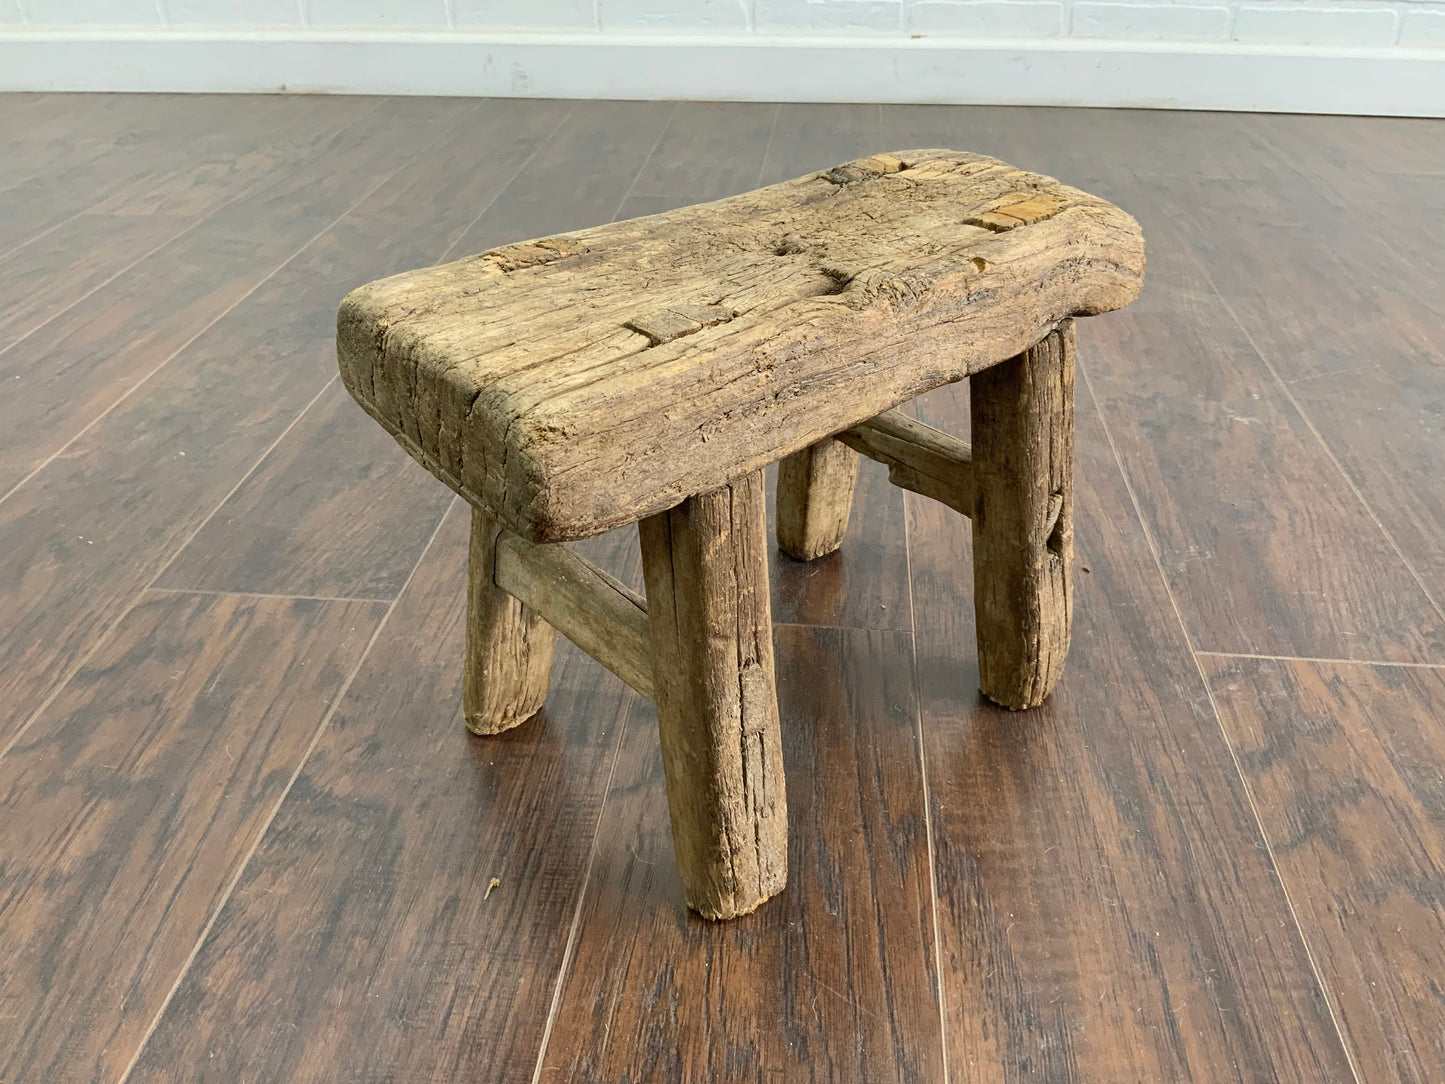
(1074, 2, 1230, 39)
(908, 1, 1064, 36)
(599, 0, 748, 29)
(167, 0, 300, 24)
(458, 0, 595, 28)
(757, 0, 902, 31)
(24, 0, 160, 23)
(10, 0, 1445, 47)
(1402, 4, 1445, 41)
(1233, 3, 1398, 43)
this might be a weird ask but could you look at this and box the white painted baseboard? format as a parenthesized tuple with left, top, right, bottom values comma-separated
(1, 29, 1442, 116)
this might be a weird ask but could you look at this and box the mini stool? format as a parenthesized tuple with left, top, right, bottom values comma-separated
(337, 150, 1145, 919)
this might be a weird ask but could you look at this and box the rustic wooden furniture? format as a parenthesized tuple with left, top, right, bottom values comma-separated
(337, 149, 1145, 920)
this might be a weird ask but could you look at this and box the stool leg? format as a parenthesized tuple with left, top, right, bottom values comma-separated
(776, 436, 860, 560)
(464, 506, 557, 734)
(969, 321, 1075, 710)
(639, 469, 788, 919)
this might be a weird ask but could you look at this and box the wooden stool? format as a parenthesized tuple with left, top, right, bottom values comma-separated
(337, 150, 1145, 919)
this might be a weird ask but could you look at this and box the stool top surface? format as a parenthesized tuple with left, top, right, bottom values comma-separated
(338, 149, 1145, 542)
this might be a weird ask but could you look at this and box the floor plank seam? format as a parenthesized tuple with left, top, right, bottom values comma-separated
(112, 495, 460, 1084)
(1182, 243, 1445, 635)
(0, 374, 340, 763)
(527, 102, 684, 1084)
(146, 585, 396, 606)
(607, 101, 680, 225)
(527, 692, 640, 1084)
(0, 98, 257, 264)
(0, 101, 377, 332)
(0, 100, 479, 517)
(901, 486, 953, 1083)
(773, 620, 913, 633)
(138, 102, 582, 636)
(1195, 650, 1445, 670)
(1075, 356, 1368, 1084)
(432, 100, 581, 267)
(143, 377, 342, 597)
(10, 96, 596, 1071)
(753, 103, 782, 187)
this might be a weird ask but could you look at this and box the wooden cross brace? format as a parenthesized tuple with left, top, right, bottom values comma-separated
(461, 324, 1075, 920)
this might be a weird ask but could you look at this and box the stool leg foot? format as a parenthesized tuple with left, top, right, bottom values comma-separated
(776, 436, 860, 560)
(970, 321, 1075, 710)
(640, 469, 788, 919)
(464, 506, 556, 735)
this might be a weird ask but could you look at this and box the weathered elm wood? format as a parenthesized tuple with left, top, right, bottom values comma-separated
(776, 436, 860, 560)
(493, 530, 655, 701)
(837, 408, 975, 518)
(464, 507, 555, 735)
(762, 106, 916, 630)
(338, 149, 1145, 542)
(638, 470, 787, 919)
(970, 321, 1075, 710)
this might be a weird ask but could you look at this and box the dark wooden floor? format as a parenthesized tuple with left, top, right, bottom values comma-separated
(0, 93, 1441, 1084)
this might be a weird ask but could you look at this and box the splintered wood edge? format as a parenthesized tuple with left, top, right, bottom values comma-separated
(337, 149, 1144, 543)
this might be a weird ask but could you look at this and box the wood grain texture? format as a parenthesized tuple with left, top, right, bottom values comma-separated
(465, 507, 557, 735)
(625, 100, 777, 202)
(153, 100, 663, 604)
(127, 502, 642, 1083)
(839, 406, 975, 518)
(537, 623, 943, 1083)
(0, 590, 386, 1084)
(1164, 166, 1445, 599)
(0, 94, 149, 196)
(338, 148, 1144, 542)
(80, 98, 382, 221)
(1078, 206, 1444, 662)
(495, 529, 652, 700)
(1202, 654, 1445, 1084)
(154, 382, 455, 600)
(776, 435, 860, 560)
(0, 93, 198, 242)
(639, 471, 787, 919)
(0, 96, 451, 499)
(7, 97, 1445, 1083)
(769, 452, 913, 631)
(446, 99, 676, 256)
(970, 322, 1074, 709)
(0, 98, 493, 747)
(0, 212, 198, 347)
(0, 97, 372, 358)
(0, 94, 329, 257)
(762, 102, 914, 633)
(908, 373, 1356, 1082)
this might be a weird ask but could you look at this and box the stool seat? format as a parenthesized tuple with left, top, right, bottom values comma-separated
(337, 149, 1144, 544)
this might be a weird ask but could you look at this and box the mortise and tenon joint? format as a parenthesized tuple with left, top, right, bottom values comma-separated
(338, 149, 1145, 919)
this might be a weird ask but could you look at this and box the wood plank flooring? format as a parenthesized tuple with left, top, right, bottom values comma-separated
(1, 94, 1441, 1084)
